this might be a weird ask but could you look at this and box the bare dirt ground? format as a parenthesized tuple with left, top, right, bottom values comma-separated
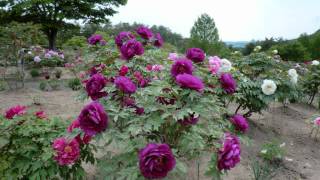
(1, 80, 320, 180)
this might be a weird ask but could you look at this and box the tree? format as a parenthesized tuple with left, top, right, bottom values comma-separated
(190, 13, 219, 43)
(0, 0, 127, 49)
(189, 13, 225, 55)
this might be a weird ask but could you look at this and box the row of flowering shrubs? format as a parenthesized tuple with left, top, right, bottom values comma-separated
(1, 26, 319, 179)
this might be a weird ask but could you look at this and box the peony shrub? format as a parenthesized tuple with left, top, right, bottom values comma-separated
(59, 29, 250, 179)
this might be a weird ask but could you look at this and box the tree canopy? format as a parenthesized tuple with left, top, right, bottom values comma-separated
(0, 0, 127, 49)
(190, 13, 219, 43)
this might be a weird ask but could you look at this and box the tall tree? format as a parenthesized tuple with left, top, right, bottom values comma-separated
(190, 13, 219, 43)
(0, 0, 127, 49)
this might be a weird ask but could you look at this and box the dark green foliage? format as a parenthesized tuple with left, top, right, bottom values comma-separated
(0, 115, 95, 179)
(190, 13, 219, 43)
(68, 78, 82, 91)
(302, 64, 320, 104)
(276, 41, 310, 62)
(30, 69, 40, 77)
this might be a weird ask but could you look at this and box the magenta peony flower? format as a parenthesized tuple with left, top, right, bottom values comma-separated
(217, 133, 241, 171)
(135, 106, 145, 115)
(136, 26, 153, 40)
(171, 59, 194, 77)
(134, 71, 149, 88)
(115, 76, 137, 94)
(4, 105, 27, 119)
(119, 65, 129, 76)
(52, 137, 80, 166)
(219, 73, 237, 94)
(314, 117, 320, 126)
(153, 33, 164, 47)
(85, 73, 108, 100)
(139, 143, 176, 179)
(230, 114, 249, 133)
(151, 64, 164, 72)
(88, 35, 101, 45)
(78, 101, 108, 136)
(175, 74, 204, 92)
(178, 114, 199, 126)
(88, 34, 103, 45)
(115, 31, 135, 48)
(186, 48, 205, 63)
(120, 39, 144, 60)
(34, 111, 47, 119)
(67, 119, 92, 144)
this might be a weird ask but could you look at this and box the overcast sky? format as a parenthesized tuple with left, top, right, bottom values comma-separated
(110, 0, 320, 41)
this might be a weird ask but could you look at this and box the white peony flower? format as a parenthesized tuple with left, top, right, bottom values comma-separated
(261, 79, 277, 95)
(219, 58, 232, 73)
(288, 69, 297, 77)
(34, 56, 41, 63)
(254, 46, 262, 52)
(290, 76, 298, 84)
(272, 49, 278, 54)
(288, 69, 298, 84)
(312, 60, 319, 65)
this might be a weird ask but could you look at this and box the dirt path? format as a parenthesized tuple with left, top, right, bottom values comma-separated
(1, 82, 320, 180)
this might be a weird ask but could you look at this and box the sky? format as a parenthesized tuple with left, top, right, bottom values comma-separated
(110, 0, 320, 41)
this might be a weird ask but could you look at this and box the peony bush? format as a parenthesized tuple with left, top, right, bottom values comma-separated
(54, 27, 252, 179)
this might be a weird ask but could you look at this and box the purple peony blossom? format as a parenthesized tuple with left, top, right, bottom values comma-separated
(139, 143, 176, 179)
(85, 73, 108, 100)
(217, 133, 241, 171)
(136, 26, 153, 40)
(88, 34, 103, 45)
(67, 119, 92, 144)
(120, 39, 144, 60)
(230, 114, 249, 133)
(52, 137, 80, 166)
(178, 114, 199, 126)
(115, 76, 137, 94)
(219, 73, 237, 94)
(115, 31, 135, 48)
(153, 33, 164, 47)
(78, 101, 108, 136)
(186, 48, 205, 63)
(175, 74, 204, 92)
(171, 58, 194, 77)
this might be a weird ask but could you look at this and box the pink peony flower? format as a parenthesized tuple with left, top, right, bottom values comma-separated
(34, 111, 47, 119)
(139, 143, 176, 179)
(175, 74, 204, 92)
(217, 133, 241, 171)
(208, 56, 221, 75)
(78, 101, 108, 136)
(115, 76, 137, 94)
(314, 117, 320, 126)
(168, 53, 179, 61)
(151, 64, 164, 72)
(4, 105, 27, 119)
(67, 119, 92, 144)
(230, 114, 249, 133)
(52, 137, 80, 166)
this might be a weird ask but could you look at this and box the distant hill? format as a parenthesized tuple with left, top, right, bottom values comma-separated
(224, 41, 249, 48)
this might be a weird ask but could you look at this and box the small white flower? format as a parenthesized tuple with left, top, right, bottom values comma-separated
(288, 69, 297, 77)
(28, 51, 32, 55)
(261, 79, 277, 95)
(254, 46, 262, 52)
(272, 49, 278, 54)
(34, 56, 41, 63)
(311, 60, 319, 65)
(261, 149, 268, 154)
(219, 58, 232, 73)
